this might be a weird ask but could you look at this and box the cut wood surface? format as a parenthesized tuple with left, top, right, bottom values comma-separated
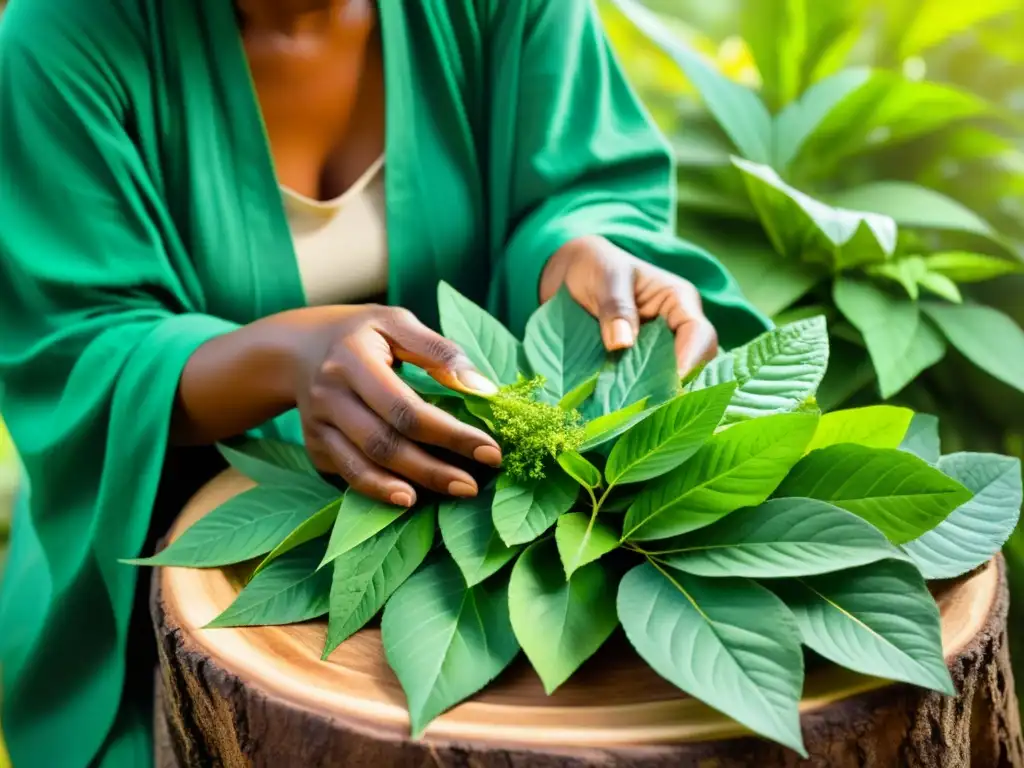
(152, 469, 1024, 767)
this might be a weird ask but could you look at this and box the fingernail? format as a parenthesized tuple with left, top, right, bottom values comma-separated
(457, 369, 499, 395)
(448, 480, 477, 498)
(473, 445, 503, 467)
(610, 319, 634, 349)
(390, 491, 414, 508)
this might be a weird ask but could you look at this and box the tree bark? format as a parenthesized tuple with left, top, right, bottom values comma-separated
(151, 471, 1024, 768)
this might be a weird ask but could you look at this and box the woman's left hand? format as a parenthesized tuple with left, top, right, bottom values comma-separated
(540, 235, 719, 376)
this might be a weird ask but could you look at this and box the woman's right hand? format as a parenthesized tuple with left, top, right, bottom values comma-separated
(285, 304, 502, 508)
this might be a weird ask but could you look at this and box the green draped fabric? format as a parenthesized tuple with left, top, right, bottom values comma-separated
(0, 1, 767, 765)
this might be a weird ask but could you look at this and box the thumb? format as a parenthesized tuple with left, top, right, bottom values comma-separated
(596, 264, 640, 352)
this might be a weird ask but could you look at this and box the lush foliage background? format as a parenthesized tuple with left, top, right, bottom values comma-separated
(598, 0, 1024, 712)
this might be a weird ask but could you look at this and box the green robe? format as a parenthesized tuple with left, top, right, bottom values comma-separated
(0, 0, 767, 765)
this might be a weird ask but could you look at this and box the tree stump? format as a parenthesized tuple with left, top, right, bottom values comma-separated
(151, 470, 1024, 767)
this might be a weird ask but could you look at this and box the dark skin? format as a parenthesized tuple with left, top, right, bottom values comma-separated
(173, 0, 719, 508)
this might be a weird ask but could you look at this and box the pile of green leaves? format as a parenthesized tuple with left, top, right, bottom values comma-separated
(605, 0, 1024, 417)
(133, 284, 1022, 755)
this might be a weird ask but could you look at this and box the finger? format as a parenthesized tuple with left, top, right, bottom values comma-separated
(320, 388, 480, 498)
(338, 331, 503, 467)
(674, 317, 719, 375)
(306, 423, 417, 507)
(374, 306, 498, 396)
(595, 263, 640, 352)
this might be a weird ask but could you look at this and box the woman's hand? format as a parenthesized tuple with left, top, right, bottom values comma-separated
(540, 236, 719, 375)
(287, 305, 503, 507)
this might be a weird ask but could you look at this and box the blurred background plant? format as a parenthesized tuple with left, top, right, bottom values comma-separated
(600, 0, 1024, 713)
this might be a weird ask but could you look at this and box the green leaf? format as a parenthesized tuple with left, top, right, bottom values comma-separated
(509, 540, 618, 694)
(917, 271, 962, 304)
(902, 453, 1022, 580)
(382, 557, 519, 736)
(922, 303, 1024, 395)
(589, 319, 679, 417)
(439, 488, 520, 587)
(772, 68, 872, 171)
(922, 252, 1023, 283)
(558, 371, 600, 412)
(816, 337, 875, 412)
(127, 484, 338, 568)
(651, 498, 901, 578)
(623, 412, 819, 541)
(557, 451, 602, 489)
(217, 438, 332, 492)
(618, 563, 806, 755)
(895, 0, 1018, 58)
(320, 489, 406, 568)
(721, 317, 830, 424)
(805, 405, 914, 453)
(733, 157, 896, 271)
(868, 256, 927, 300)
(794, 73, 986, 174)
(205, 539, 331, 628)
(524, 288, 607, 401)
(555, 512, 621, 577)
(833, 278, 947, 398)
(251, 498, 341, 577)
(437, 281, 522, 387)
(827, 182, 1000, 244)
(900, 413, 941, 464)
(772, 560, 954, 694)
(606, 383, 735, 486)
(492, 469, 578, 546)
(609, 0, 773, 164)
(323, 506, 435, 659)
(775, 444, 973, 544)
(579, 398, 654, 452)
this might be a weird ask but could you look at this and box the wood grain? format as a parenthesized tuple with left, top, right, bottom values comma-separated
(152, 469, 1023, 767)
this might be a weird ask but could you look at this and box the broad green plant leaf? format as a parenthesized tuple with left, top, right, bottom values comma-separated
(775, 444, 973, 544)
(922, 303, 1024, 395)
(558, 371, 600, 412)
(922, 252, 1023, 283)
(834, 278, 946, 398)
(772, 68, 872, 171)
(492, 469, 578, 546)
(321, 489, 406, 568)
(733, 158, 896, 271)
(439, 488, 520, 587)
(900, 413, 941, 464)
(555, 512, 621, 577)
(557, 451, 602, 490)
(618, 563, 806, 755)
(720, 316, 829, 424)
(902, 453, 1022, 580)
(206, 539, 331, 628)
(217, 439, 333, 492)
(579, 398, 654, 452)
(894, 0, 1018, 58)
(128, 484, 339, 568)
(804, 405, 913, 453)
(323, 506, 435, 658)
(609, 0, 774, 164)
(624, 412, 819, 541)
(524, 288, 606, 401)
(437, 281, 522, 386)
(252, 498, 341, 577)
(772, 560, 954, 694)
(794, 73, 986, 175)
(382, 557, 519, 736)
(589, 319, 679, 418)
(650, 498, 900, 578)
(828, 182, 1000, 244)
(606, 383, 735, 486)
(509, 540, 618, 694)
